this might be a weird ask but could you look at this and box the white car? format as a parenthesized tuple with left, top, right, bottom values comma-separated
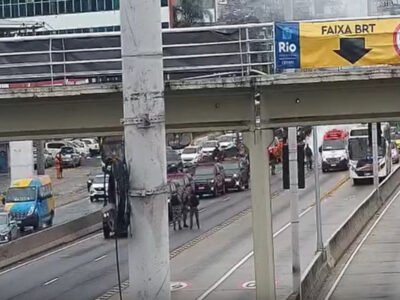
(88, 174, 109, 202)
(181, 145, 202, 167)
(71, 140, 90, 157)
(218, 134, 236, 150)
(201, 140, 220, 156)
(82, 138, 100, 156)
(45, 141, 67, 157)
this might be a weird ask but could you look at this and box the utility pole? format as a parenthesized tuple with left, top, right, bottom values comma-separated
(121, 0, 170, 299)
(312, 127, 323, 252)
(245, 129, 276, 300)
(372, 123, 379, 199)
(288, 127, 301, 298)
(36, 140, 45, 175)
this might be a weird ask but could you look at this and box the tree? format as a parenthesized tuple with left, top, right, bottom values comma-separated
(173, 0, 212, 27)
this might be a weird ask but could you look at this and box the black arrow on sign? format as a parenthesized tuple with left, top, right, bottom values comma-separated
(333, 38, 371, 64)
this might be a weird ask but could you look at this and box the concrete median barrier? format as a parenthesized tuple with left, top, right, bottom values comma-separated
(296, 167, 400, 300)
(0, 211, 102, 270)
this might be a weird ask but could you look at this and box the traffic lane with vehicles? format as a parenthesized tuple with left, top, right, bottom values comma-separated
(169, 170, 353, 300)
(0, 157, 101, 210)
(324, 187, 400, 300)
(0, 167, 304, 300)
(0, 185, 256, 300)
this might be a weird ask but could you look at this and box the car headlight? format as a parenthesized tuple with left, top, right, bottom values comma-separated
(27, 206, 35, 216)
(210, 179, 215, 184)
(103, 212, 109, 218)
(233, 174, 239, 178)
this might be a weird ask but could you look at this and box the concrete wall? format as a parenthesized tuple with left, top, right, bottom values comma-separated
(0, 211, 102, 270)
(297, 167, 400, 300)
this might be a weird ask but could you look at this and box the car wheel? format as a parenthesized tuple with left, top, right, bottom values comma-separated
(8, 232, 12, 242)
(90, 196, 95, 203)
(33, 217, 40, 230)
(19, 226, 24, 232)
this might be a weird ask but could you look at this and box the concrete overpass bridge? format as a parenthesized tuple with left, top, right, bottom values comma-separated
(0, 67, 399, 141)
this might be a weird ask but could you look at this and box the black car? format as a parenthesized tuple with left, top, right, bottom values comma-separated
(193, 163, 225, 198)
(167, 148, 183, 173)
(221, 159, 250, 191)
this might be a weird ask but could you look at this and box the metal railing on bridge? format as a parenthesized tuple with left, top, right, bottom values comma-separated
(0, 23, 275, 87)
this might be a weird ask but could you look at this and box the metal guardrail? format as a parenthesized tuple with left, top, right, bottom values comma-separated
(0, 23, 275, 86)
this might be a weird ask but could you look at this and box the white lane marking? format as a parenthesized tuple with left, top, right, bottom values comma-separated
(43, 277, 59, 286)
(0, 233, 102, 276)
(196, 199, 315, 300)
(197, 251, 254, 300)
(199, 208, 207, 213)
(94, 255, 108, 262)
(222, 197, 230, 202)
(324, 188, 400, 300)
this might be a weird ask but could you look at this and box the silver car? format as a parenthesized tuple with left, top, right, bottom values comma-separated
(0, 211, 18, 243)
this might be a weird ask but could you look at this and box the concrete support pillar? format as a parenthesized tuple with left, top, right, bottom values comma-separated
(245, 129, 276, 300)
(36, 140, 45, 175)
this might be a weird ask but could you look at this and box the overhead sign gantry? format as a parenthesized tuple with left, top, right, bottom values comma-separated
(275, 17, 400, 70)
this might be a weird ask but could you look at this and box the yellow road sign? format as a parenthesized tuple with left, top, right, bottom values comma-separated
(300, 18, 400, 69)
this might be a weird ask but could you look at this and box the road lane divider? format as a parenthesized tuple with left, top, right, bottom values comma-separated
(299, 167, 400, 300)
(0, 211, 102, 271)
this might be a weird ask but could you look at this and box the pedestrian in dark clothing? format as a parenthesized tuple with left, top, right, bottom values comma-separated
(181, 191, 189, 228)
(188, 193, 200, 230)
(305, 144, 313, 170)
(170, 194, 182, 231)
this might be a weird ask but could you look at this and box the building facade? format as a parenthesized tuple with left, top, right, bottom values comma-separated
(0, 0, 173, 35)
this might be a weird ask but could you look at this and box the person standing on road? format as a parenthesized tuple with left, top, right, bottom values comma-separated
(171, 193, 182, 231)
(55, 152, 63, 179)
(189, 193, 200, 230)
(305, 144, 313, 170)
(181, 191, 189, 228)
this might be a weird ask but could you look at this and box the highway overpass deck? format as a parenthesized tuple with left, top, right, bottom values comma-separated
(322, 184, 400, 300)
(1, 67, 400, 140)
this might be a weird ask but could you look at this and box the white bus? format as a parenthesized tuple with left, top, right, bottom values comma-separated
(348, 123, 392, 185)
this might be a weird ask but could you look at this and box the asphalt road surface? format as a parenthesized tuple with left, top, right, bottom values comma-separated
(0, 169, 355, 300)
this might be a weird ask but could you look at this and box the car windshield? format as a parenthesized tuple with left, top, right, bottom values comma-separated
(183, 148, 196, 154)
(93, 176, 108, 184)
(203, 141, 217, 148)
(194, 166, 214, 179)
(6, 187, 36, 202)
(61, 147, 74, 154)
(222, 162, 239, 174)
(218, 136, 234, 143)
(348, 138, 384, 160)
(47, 143, 64, 149)
(0, 214, 7, 225)
(167, 150, 179, 161)
(322, 140, 346, 151)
